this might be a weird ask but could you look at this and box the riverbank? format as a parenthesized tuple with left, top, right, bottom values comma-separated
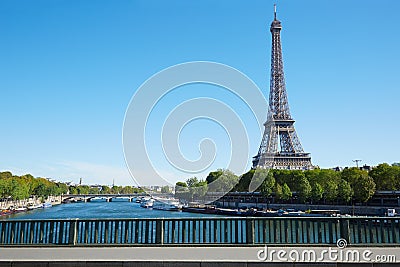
(0, 195, 62, 216)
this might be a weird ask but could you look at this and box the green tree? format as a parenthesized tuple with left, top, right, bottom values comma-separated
(111, 186, 122, 194)
(57, 183, 69, 195)
(273, 170, 292, 188)
(341, 167, 364, 185)
(77, 185, 90, 195)
(281, 183, 292, 201)
(234, 169, 254, 192)
(206, 169, 224, 184)
(206, 169, 239, 193)
(89, 187, 100, 194)
(47, 184, 59, 196)
(101, 185, 112, 194)
(342, 167, 375, 202)
(186, 177, 199, 187)
(316, 169, 340, 202)
(352, 174, 376, 202)
(0, 179, 11, 199)
(259, 170, 275, 196)
(10, 178, 30, 200)
(310, 182, 324, 203)
(133, 187, 145, 193)
(19, 174, 36, 195)
(236, 168, 275, 194)
(69, 186, 78, 194)
(185, 177, 208, 201)
(304, 169, 319, 184)
(297, 175, 312, 202)
(323, 180, 339, 202)
(121, 186, 135, 194)
(274, 183, 283, 200)
(337, 180, 353, 203)
(369, 163, 399, 190)
(175, 181, 187, 188)
(34, 181, 48, 198)
(0, 171, 12, 180)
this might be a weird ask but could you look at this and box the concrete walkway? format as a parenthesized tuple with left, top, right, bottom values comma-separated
(0, 246, 399, 266)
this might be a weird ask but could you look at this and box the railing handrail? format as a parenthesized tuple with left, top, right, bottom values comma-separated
(1, 216, 398, 222)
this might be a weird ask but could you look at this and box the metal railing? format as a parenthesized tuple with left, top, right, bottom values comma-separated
(1, 217, 399, 246)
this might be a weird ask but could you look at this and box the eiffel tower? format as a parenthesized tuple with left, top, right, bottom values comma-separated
(253, 5, 313, 170)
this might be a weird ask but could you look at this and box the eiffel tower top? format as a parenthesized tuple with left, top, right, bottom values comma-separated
(271, 4, 282, 31)
(268, 4, 292, 121)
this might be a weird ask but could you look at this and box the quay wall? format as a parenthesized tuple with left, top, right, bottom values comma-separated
(0, 195, 62, 210)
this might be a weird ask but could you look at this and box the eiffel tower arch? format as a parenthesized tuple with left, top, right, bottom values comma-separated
(253, 5, 313, 170)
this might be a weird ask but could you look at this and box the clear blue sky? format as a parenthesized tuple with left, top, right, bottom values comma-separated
(1, 0, 399, 186)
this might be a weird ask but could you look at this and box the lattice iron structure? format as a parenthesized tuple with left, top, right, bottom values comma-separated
(253, 6, 313, 170)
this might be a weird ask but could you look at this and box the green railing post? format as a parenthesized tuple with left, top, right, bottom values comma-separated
(155, 219, 164, 244)
(340, 218, 351, 245)
(246, 218, 254, 244)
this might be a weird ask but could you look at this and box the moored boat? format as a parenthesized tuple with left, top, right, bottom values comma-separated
(140, 197, 154, 208)
(27, 203, 42, 210)
(181, 206, 218, 214)
(0, 209, 13, 216)
(14, 206, 28, 212)
(42, 202, 52, 208)
(153, 198, 182, 211)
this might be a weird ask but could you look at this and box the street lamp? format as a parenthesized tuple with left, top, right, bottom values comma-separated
(352, 159, 362, 168)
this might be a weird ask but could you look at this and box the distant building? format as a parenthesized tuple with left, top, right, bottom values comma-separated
(332, 166, 342, 172)
(360, 164, 372, 171)
(332, 164, 374, 172)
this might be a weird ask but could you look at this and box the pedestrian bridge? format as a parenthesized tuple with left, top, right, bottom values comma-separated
(1, 217, 400, 266)
(61, 193, 147, 202)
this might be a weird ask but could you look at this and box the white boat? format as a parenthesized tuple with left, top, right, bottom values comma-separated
(153, 198, 182, 211)
(140, 197, 154, 208)
(27, 203, 42, 210)
(137, 196, 150, 204)
(14, 207, 27, 212)
(90, 197, 109, 202)
(42, 202, 52, 208)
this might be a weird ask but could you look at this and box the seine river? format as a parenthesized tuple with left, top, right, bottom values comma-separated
(3, 201, 219, 220)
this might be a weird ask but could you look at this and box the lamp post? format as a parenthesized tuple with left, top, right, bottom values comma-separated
(352, 159, 362, 168)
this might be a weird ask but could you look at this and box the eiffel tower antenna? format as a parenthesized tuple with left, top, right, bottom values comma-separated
(253, 6, 313, 170)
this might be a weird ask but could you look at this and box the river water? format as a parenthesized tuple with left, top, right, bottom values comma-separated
(3, 201, 219, 220)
